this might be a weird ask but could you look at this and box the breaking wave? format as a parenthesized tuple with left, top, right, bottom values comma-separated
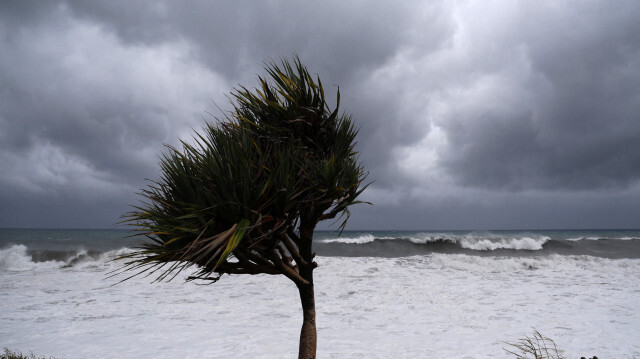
(320, 232, 550, 250)
(314, 231, 640, 258)
(320, 234, 376, 244)
(0, 245, 132, 272)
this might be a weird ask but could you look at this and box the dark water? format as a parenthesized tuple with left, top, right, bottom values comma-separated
(1, 228, 640, 263)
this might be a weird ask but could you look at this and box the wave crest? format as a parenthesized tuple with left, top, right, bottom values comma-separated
(320, 234, 376, 244)
(319, 232, 552, 251)
(0, 245, 134, 272)
(459, 236, 550, 250)
(0, 245, 63, 271)
(408, 233, 550, 250)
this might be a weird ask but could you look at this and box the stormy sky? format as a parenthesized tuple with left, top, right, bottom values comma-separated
(1, 1, 640, 230)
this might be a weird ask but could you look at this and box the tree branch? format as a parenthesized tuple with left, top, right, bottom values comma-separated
(319, 206, 343, 221)
(267, 248, 309, 286)
(281, 233, 308, 267)
(214, 261, 281, 276)
(236, 248, 277, 269)
(287, 226, 301, 246)
(277, 243, 293, 266)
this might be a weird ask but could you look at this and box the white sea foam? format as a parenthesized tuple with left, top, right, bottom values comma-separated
(2, 251, 639, 358)
(407, 233, 550, 250)
(320, 234, 376, 244)
(459, 235, 550, 250)
(0, 245, 63, 271)
(567, 236, 639, 241)
(0, 245, 133, 272)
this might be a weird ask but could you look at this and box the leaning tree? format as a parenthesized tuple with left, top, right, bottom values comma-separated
(118, 57, 368, 359)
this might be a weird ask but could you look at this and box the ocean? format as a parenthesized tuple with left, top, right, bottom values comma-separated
(1, 228, 639, 358)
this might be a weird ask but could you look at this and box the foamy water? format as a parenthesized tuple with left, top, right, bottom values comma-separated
(319, 232, 551, 251)
(1, 245, 639, 358)
(320, 234, 376, 244)
(406, 233, 551, 250)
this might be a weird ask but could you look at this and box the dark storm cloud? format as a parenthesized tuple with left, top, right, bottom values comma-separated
(434, 2, 640, 190)
(1, 1, 640, 229)
(63, 1, 423, 79)
(349, 186, 640, 230)
(59, 1, 456, 186)
(0, 1, 229, 227)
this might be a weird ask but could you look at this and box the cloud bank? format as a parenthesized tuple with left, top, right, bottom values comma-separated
(1, 1, 639, 229)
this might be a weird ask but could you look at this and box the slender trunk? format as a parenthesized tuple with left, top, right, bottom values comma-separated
(297, 280, 316, 359)
(296, 215, 317, 359)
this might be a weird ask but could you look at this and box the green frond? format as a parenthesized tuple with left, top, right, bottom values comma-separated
(215, 219, 251, 268)
(119, 55, 369, 282)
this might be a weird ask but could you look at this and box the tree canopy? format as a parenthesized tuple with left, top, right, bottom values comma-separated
(118, 56, 368, 358)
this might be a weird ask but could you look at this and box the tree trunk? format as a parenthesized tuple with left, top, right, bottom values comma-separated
(296, 215, 318, 359)
(297, 281, 316, 359)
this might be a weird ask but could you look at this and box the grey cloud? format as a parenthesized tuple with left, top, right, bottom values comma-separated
(63, 1, 422, 81)
(0, 2, 227, 227)
(433, 1, 640, 191)
(60, 0, 455, 190)
(0, 179, 133, 229)
(0, 1, 59, 29)
(1, 1, 640, 229)
(344, 185, 640, 230)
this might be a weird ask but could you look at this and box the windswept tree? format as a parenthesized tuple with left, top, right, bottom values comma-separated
(118, 57, 368, 359)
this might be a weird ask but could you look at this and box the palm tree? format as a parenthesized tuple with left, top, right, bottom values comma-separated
(118, 56, 368, 359)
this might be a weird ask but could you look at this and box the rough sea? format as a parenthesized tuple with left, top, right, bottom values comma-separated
(1, 229, 639, 358)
